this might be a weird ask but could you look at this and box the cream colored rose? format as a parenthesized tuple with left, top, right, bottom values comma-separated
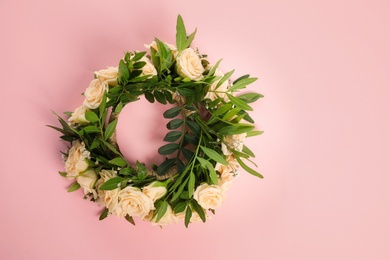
(176, 48, 204, 81)
(193, 183, 226, 210)
(144, 40, 177, 55)
(175, 208, 208, 224)
(83, 78, 108, 109)
(68, 105, 89, 126)
(96, 170, 120, 215)
(118, 186, 155, 219)
(215, 154, 239, 188)
(205, 69, 230, 102)
(142, 181, 167, 202)
(76, 168, 98, 199)
(64, 140, 90, 179)
(94, 66, 118, 86)
(150, 205, 178, 226)
(221, 133, 247, 155)
(139, 56, 157, 78)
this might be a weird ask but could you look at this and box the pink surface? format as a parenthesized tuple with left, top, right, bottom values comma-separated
(1, 0, 390, 259)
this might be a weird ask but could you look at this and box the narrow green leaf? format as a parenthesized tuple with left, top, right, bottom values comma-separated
(104, 119, 117, 140)
(99, 92, 107, 120)
(109, 157, 128, 167)
(82, 125, 100, 134)
(236, 156, 263, 178)
(158, 143, 179, 155)
(118, 59, 130, 83)
(219, 124, 255, 135)
(136, 161, 147, 180)
(164, 131, 182, 142)
(184, 134, 198, 145)
(190, 200, 206, 222)
(132, 51, 146, 61)
(221, 107, 242, 121)
(120, 167, 136, 176)
(232, 74, 249, 85)
(67, 181, 81, 192)
(182, 148, 194, 161)
(58, 171, 67, 177)
(207, 59, 223, 77)
(242, 145, 255, 157)
(167, 118, 183, 130)
(237, 92, 264, 103)
(174, 202, 187, 214)
(114, 102, 124, 113)
(227, 93, 253, 111)
(99, 208, 109, 220)
(163, 107, 182, 118)
(216, 69, 234, 89)
(185, 27, 197, 48)
(200, 146, 228, 166)
(85, 110, 99, 123)
(176, 15, 187, 52)
(125, 214, 136, 225)
(197, 158, 218, 185)
(188, 173, 195, 198)
(156, 200, 169, 223)
(186, 120, 200, 135)
(185, 206, 192, 228)
(99, 177, 124, 190)
(246, 130, 264, 137)
(229, 77, 258, 92)
(157, 158, 176, 176)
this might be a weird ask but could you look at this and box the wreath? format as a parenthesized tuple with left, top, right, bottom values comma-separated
(50, 15, 263, 227)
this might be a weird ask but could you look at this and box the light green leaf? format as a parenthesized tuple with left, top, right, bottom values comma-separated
(242, 145, 255, 157)
(219, 124, 255, 135)
(98, 177, 124, 190)
(67, 181, 80, 192)
(185, 206, 192, 228)
(237, 92, 264, 103)
(185, 27, 197, 48)
(227, 93, 253, 111)
(236, 156, 263, 178)
(246, 130, 264, 137)
(229, 77, 258, 92)
(118, 59, 130, 83)
(85, 110, 99, 123)
(115, 102, 124, 113)
(216, 69, 234, 89)
(82, 125, 100, 134)
(174, 202, 187, 214)
(156, 201, 169, 223)
(136, 161, 147, 180)
(109, 157, 128, 167)
(104, 119, 117, 140)
(188, 173, 195, 198)
(190, 200, 206, 222)
(176, 15, 187, 52)
(200, 146, 228, 166)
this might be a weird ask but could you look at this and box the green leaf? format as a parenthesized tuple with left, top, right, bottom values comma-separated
(99, 208, 109, 220)
(197, 158, 218, 185)
(154, 91, 167, 104)
(155, 200, 169, 223)
(99, 92, 107, 120)
(144, 91, 155, 103)
(157, 158, 176, 176)
(163, 107, 182, 118)
(119, 167, 136, 176)
(188, 173, 195, 198)
(58, 171, 67, 177)
(190, 200, 206, 222)
(219, 124, 255, 135)
(186, 120, 200, 135)
(227, 93, 253, 111)
(158, 143, 179, 155)
(232, 74, 249, 85)
(101, 139, 121, 155)
(136, 161, 147, 180)
(67, 181, 80, 192)
(237, 92, 264, 103)
(229, 77, 258, 92)
(200, 146, 228, 165)
(114, 102, 124, 113)
(118, 59, 130, 83)
(242, 145, 255, 157)
(109, 157, 128, 167)
(164, 131, 182, 142)
(176, 15, 187, 52)
(84, 110, 99, 123)
(185, 27, 197, 48)
(125, 214, 136, 225)
(185, 206, 192, 228)
(236, 156, 263, 178)
(216, 69, 234, 89)
(82, 125, 100, 134)
(174, 202, 187, 214)
(99, 177, 124, 190)
(221, 107, 242, 121)
(184, 134, 198, 145)
(182, 148, 194, 161)
(167, 118, 183, 130)
(104, 119, 117, 140)
(246, 130, 264, 137)
(132, 51, 146, 61)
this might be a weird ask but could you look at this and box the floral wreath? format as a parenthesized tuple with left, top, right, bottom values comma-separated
(50, 15, 263, 227)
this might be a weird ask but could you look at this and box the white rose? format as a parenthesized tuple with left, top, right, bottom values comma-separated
(193, 183, 226, 210)
(144, 40, 177, 55)
(94, 66, 118, 86)
(142, 181, 167, 202)
(64, 140, 90, 179)
(83, 78, 108, 109)
(221, 133, 247, 155)
(205, 69, 230, 102)
(215, 154, 239, 188)
(76, 168, 98, 199)
(96, 170, 120, 215)
(150, 205, 178, 226)
(118, 186, 155, 219)
(176, 48, 204, 81)
(139, 56, 157, 78)
(68, 105, 89, 126)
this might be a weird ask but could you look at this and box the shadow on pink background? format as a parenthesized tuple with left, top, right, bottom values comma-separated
(1, 0, 389, 259)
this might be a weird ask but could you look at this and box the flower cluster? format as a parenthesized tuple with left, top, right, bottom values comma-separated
(51, 15, 263, 227)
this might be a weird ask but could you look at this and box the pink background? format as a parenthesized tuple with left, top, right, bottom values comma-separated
(1, 0, 389, 259)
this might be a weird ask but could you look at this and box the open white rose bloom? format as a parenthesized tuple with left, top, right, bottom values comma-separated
(50, 15, 263, 227)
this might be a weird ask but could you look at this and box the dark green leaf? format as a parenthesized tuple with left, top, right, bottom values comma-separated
(132, 51, 146, 61)
(167, 118, 183, 130)
(144, 91, 155, 103)
(164, 131, 182, 142)
(188, 173, 195, 198)
(200, 146, 228, 166)
(99, 177, 124, 190)
(125, 214, 136, 225)
(132, 61, 146, 69)
(184, 134, 198, 145)
(154, 91, 167, 104)
(219, 124, 255, 135)
(177, 87, 196, 96)
(182, 148, 194, 161)
(236, 156, 263, 178)
(155, 200, 169, 223)
(58, 171, 67, 177)
(118, 59, 130, 83)
(109, 157, 128, 167)
(67, 181, 80, 192)
(232, 74, 249, 85)
(163, 107, 182, 118)
(104, 119, 117, 140)
(157, 158, 176, 176)
(190, 200, 206, 222)
(136, 161, 147, 180)
(197, 158, 218, 185)
(185, 206, 192, 228)
(186, 120, 200, 135)
(85, 110, 99, 123)
(174, 202, 187, 214)
(99, 208, 109, 220)
(120, 167, 136, 176)
(158, 143, 179, 155)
